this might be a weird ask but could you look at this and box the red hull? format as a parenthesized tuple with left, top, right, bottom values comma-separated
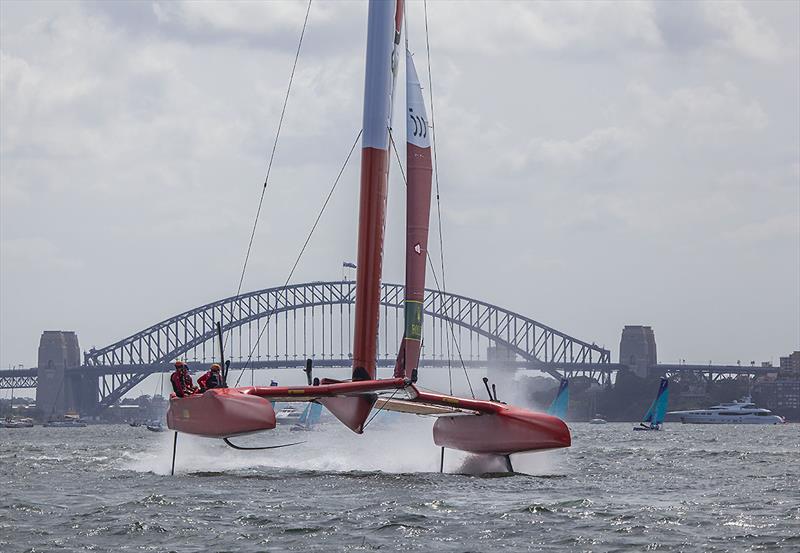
(166, 379, 407, 438)
(318, 394, 377, 434)
(433, 408, 571, 455)
(166, 389, 276, 438)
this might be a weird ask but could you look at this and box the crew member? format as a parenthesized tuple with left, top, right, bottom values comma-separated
(181, 363, 199, 395)
(170, 361, 197, 397)
(198, 363, 224, 392)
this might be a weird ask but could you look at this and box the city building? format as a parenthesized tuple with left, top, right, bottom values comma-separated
(753, 350, 800, 420)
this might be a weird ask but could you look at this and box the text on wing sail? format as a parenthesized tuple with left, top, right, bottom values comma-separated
(408, 108, 428, 137)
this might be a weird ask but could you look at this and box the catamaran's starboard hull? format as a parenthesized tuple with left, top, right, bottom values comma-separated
(433, 409, 571, 455)
(166, 389, 276, 438)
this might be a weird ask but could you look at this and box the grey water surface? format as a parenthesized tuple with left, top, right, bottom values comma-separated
(1, 421, 798, 552)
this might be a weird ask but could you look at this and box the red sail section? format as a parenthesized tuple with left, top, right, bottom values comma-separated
(352, 0, 403, 381)
(394, 141, 432, 379)
(353, 148, 389, 380)
(394, 50, 433, 379)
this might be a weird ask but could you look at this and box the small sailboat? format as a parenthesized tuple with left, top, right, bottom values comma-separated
(2, 381, 34, 428)
(634, 377, 669, 431)
(2, 417, 35, 428)
(546, 379, 569, 420)
(146, 420, 166, 432)
(165, 0, 570, 472)
(291, 402, 323, 431)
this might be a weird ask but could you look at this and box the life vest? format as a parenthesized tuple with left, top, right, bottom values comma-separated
(182, 372, 195, 390)
(170, 371, 186, 397)
(199, 370, 222, 391)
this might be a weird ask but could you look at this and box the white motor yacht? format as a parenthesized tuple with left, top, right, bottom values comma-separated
(2, 417, 35, 428)
(275, 405, 303, 425)
(668, 397, 785, 424)
(589, 413, 607, 424)
(43, 413, 87, 428)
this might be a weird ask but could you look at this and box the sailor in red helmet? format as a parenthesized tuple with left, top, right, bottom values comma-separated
(198, 363, 224, 392)
(170, 361, 198, 397)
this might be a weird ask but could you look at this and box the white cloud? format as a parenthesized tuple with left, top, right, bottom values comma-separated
(724, 213, 799, 244)
(527, 127, 640, 167)
(426, 1, 663, 55)
(501, 80, 767, 174)
(702, 1, 783, 62)
(629, 81, 768, 135)
(1, 237, 84, 272)
(152, 0, 317, 35)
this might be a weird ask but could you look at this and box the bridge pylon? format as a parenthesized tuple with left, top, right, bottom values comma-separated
(36, 331, 97, 418)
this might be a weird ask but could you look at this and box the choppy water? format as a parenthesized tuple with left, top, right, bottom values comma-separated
(1, 419, 798, 552)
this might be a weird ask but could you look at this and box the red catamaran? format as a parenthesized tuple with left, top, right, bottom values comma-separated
(166, 0, 570, 471)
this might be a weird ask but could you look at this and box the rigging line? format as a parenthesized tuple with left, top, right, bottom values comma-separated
(425, 253, 475, 399)
(362, 388, 402, 431)
(422, 0, 453, 394)
(227, 0, 312, 350)
(234, 129, 363, 387)
(389, 133, 474, 399)
(423, 3, 470, 399)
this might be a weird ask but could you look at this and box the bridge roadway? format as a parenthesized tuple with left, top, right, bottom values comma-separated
(0, 362, 778, 390)
(0, 359, 578, 393)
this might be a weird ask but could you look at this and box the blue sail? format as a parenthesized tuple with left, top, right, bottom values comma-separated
(307, 402, 322, 426)
(642, 378, 669, 426)
(297, 402, 322, 428)
(546, 379, 569, 420)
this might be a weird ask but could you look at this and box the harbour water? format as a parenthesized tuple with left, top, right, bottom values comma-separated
(1, 420, 798, 552)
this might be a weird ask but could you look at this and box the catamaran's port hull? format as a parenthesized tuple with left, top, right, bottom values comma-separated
(167, 389, 276, 438)
(432, 409, 571, 455)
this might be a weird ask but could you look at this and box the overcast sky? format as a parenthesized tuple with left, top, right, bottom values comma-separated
(1, 0, 798, 375)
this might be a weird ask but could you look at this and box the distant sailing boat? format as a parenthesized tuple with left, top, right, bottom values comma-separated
(291, 402, 323, 432)
(165, 0, 570, 472)
(42, 371, 87, 428)
(546, 379, 569, 420)
(2, 381, 34, 428)
(634, 377, 669, 431)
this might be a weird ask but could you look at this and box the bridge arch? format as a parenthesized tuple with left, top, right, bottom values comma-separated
(85, 281, 609, 406)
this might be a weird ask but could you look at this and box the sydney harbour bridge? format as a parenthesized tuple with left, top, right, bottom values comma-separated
(0, 281, 771, 416)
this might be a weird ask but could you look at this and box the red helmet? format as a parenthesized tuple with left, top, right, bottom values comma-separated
(210, 364, 221, 372)
(174, 361, 186, 368)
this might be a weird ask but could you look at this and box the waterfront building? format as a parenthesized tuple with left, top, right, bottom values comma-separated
(753, 351, 800, 420)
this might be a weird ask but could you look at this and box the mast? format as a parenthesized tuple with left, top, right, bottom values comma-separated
(352, 0, 404, 381)
(394, 49, 433, 380)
